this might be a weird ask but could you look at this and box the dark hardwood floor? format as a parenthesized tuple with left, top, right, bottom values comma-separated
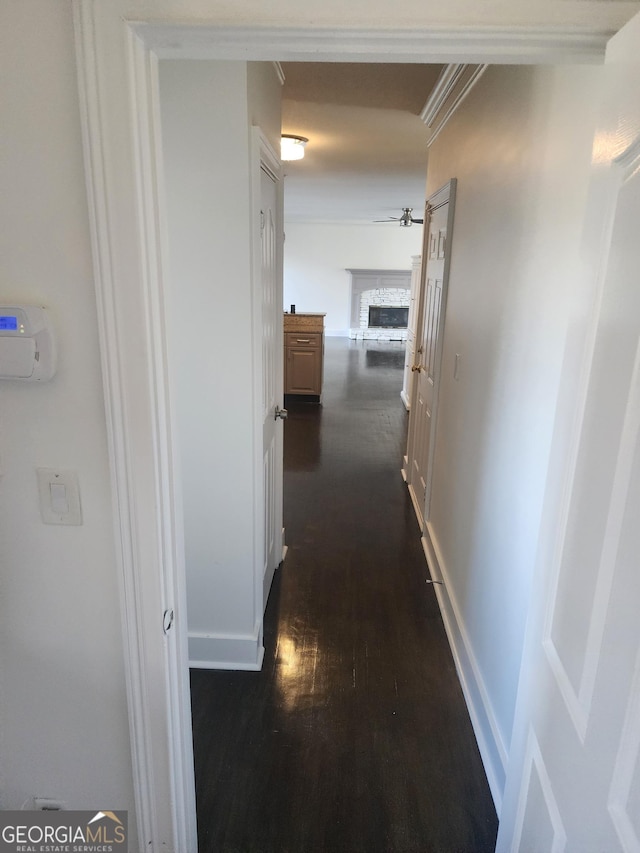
(190, 338, 498, 853)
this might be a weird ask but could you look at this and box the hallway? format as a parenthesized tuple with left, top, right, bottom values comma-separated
(190, 337, 498, 852)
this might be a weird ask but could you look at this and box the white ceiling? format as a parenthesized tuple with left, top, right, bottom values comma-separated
(281, 63, 444, 225)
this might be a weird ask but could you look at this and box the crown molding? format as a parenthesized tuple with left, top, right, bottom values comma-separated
(421, 63, 488, 146)
(420, 64, 467, 126)
(272, 61, 286, 85)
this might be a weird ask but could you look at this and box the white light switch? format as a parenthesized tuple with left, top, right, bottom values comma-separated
(50, 482, 69, 515)
(37, 468, 82, 525)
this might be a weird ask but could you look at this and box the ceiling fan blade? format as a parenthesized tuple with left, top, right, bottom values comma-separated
(372, 208, 424, 225)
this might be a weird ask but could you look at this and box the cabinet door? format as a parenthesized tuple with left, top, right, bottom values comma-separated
(286, 346, 321, 394)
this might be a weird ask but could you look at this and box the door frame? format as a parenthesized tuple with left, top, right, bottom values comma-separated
(71, 3, 613, 849)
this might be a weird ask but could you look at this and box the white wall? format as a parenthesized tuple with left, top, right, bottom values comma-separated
(160, 60, 281, 668)
(0, 0, 136, 830)
(422, 64, 601, 804)
(284, 223, 422, 335)
(247, 62, 282, 154)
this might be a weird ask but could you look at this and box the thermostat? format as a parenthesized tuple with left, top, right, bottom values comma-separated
(0, 305, 56, 381)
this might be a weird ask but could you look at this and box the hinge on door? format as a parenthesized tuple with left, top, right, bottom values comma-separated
(260, 210, 265, 231)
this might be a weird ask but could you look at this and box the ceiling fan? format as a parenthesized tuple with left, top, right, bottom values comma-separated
(374, 207, 424, 227)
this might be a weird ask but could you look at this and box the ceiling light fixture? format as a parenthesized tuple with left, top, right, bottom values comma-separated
(281, 134, 308, 161)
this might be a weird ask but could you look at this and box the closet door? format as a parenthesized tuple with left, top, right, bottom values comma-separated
(256, 138, 285, 611)
(405, 181, 456, 528)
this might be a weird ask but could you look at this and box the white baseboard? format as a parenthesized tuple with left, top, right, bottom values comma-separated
(401, 455, 410, 483)
(189, 627, 264, 671)
(407, 482, 425, 530)
(400, 389, 411, 411)
(422, 521, 507, 815)
(263, 532, 287, 614)
(263, 560, 278, 613)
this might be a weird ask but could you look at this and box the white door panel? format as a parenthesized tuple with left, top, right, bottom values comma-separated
(498, 11, 640, 851)
(405, 181, 456, 527)
(258, 152, 284, 611)
(401, 255, 423, 412)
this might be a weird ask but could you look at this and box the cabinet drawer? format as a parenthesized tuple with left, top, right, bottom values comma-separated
(285, 331, 322, 349)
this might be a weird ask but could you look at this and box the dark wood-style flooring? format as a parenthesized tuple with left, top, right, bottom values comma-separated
(190, 338, 498, 853)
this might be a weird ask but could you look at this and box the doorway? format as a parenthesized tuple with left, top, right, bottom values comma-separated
(159, 54, 441, 846)
(74, 7, 625, 849)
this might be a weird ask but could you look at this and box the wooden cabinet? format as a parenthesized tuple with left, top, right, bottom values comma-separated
(284, 313, 325, 398)
(285, 332, 323, 394)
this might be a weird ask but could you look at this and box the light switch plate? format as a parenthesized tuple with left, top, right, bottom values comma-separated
(36, 468, 82, 525)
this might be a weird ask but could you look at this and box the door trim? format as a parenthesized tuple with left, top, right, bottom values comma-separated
(73, 8, 197, 851)
(132, 23, 609, 64)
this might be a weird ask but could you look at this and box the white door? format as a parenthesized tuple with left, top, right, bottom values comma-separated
(258, 146, 284, 610)
(405, 181, 456, 528)
(401, 254, 423, 411)
(497, 12, 640, 852)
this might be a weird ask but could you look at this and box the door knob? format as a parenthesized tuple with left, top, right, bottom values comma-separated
(275, 405, 288, 420)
